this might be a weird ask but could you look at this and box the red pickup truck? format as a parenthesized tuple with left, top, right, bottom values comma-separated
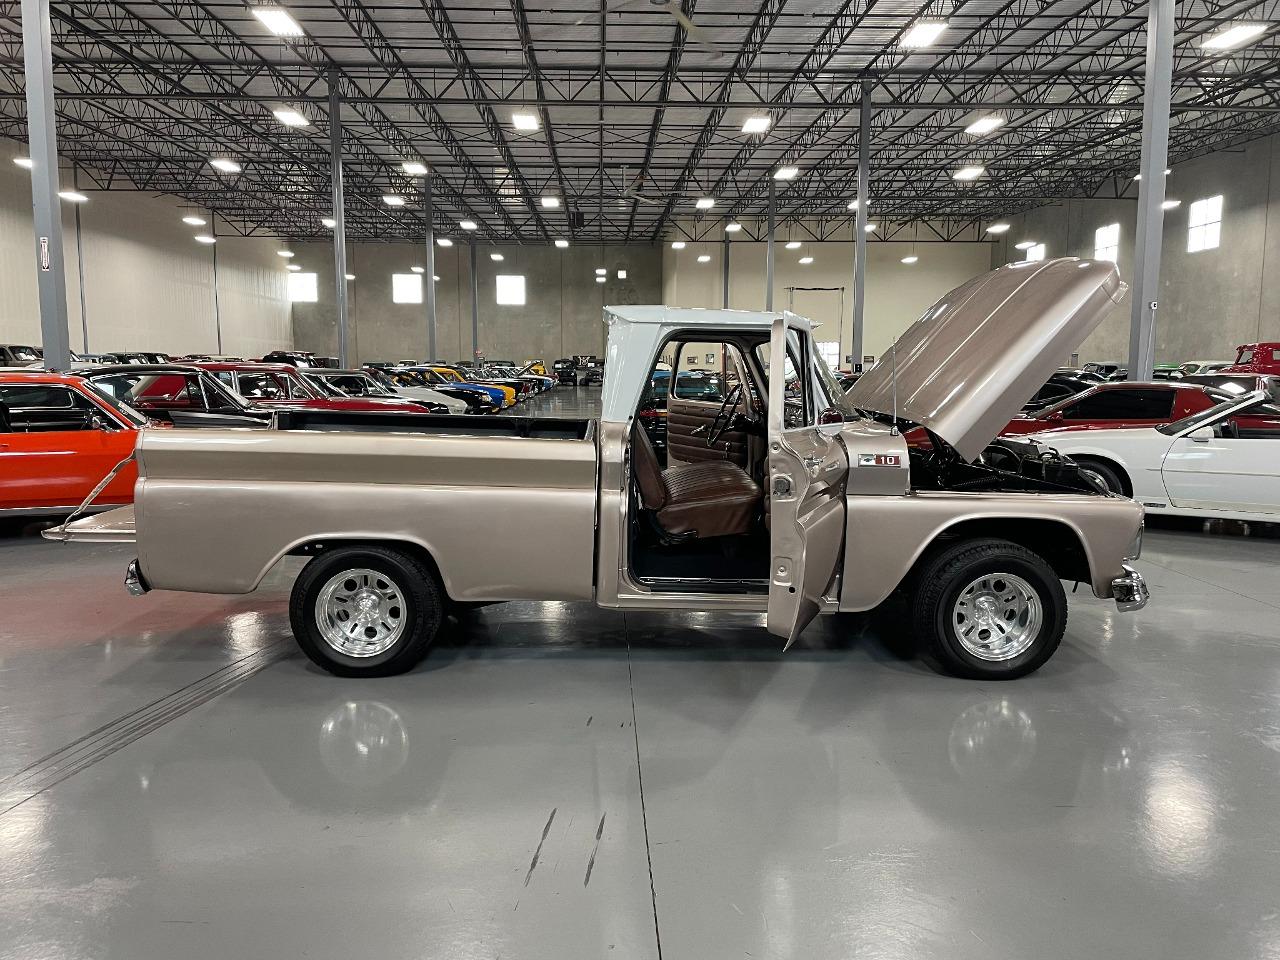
(1221, 342, 1280, 375)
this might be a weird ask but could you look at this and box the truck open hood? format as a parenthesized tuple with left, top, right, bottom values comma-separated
(846, 258, 1125, 461)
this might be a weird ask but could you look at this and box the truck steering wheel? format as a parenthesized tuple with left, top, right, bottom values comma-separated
(706, 384, 743, 447)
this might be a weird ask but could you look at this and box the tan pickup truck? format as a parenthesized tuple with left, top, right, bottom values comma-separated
(51, 258, 1148, 679)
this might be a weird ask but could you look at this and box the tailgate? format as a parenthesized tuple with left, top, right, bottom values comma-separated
(42, 505, 137, 543)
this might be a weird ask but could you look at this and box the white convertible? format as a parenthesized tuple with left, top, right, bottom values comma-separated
(1024, 390, 1280, 521)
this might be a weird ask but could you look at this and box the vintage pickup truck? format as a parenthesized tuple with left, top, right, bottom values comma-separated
(49, 258, 1148, 680)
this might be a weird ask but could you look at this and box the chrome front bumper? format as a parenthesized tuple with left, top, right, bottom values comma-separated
(1111, 563, 1148, 612)
(125, 558, 151, 596)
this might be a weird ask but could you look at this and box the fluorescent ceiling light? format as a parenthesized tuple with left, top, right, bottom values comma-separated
(253, 7, 304, 36)
(671, 241, 686, 249)
(272, 107, 310, 127)
(1133, 169, 1171, 180)
(785, 240, 802, 249)
(595, 276, 606, 283)
(554, 239, 569, 248)
(277, 249, 295, 258)
(695, 197, 716, 210)
(1202, 23, 1267, 50)
(402, 160, 428, 176)
(901, 255, 919, 264)
(617, 269, 627, 279)
(321, 217, 336, 228)
(432, 275, 440, 281)
(209, 158, 241, 173)
(345, 274, 356, 281)
(985, 222, 1010, 234)
(1014, 240, 1037, 250)
(697, 254, 711, 263)
(512, 112, 540, 131)
(741, 115, 771, 134)
(952, 165, 985, 181)
(411, 266, 425, 273)
(848, 198, 871, 210)
(459, 220, 478, 230)
(437, 237, 453, 247)
(725, 222, 743, 233)
(490, 253, 504, 261)
(194, 234, 216, 244)
(900, 20, 948, 48)
(798, 256, 814, 265)
(541, 196, 560, 208)
(964, 114, 1005, 136)
(382, 195, 406, 207)
(286, 264, 302, 272)
(182, 215, 207, 226)
(58, 191, 88, 202)
(13, 157, 33, 169)
(773, 166, 799, 181)
(595, 268, 607, 275)
(865, 223, 877, 232)
(1162, 199, 1182, 210)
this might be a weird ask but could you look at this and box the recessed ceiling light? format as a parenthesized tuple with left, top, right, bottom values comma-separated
(900, 20, 948, 48)
(725, 222, 743, 233)
(194, 234, 217, 244)
(554, 239, 569, 248)
(1162, 199, 1182, 210)
(411, 266, 425, 273)
(595, 268, 607, 275)
(277, 249, 295, 258)
(617, 269, 627, 279)
(901, 255, 919, 264)
(541, 196, 560, 208)
(459, 220, 478, 230)
(437, 237, 453, 247)
(182, 215, 206, 226)
(345, 273, 356, 280)
(272, 107, 310, 127)
(512, 112, 540, 131)
(985, 222, 1010, 234)
(209, 158, 241, 173)
(382, 195, 406, 207)
(253, 7, 304, 36)
(695, 197, 716, 210)
(952, 165, 985, 181)
(865, 223, 877, 232)
(287, 263, 302, 271)
(321, 217, 336, 228)
(1015, 240, 1037, 250)
(798, 256, 814, 265)
(697, 254, 711, 263)
(490, 253, 504, 261)
(741, 115, 771, 134)
(1133, 169, 1171, 180)
(595, 276, 606, 283)
(773, 166, 799, 181)
(671, 241, 686, 249)
(402, 160, 428, 176)
(58, 191, 88, 202)
(1202, 22, 1267, 50)
(13, 157, 33, 169)
(964, 114, 1005, 136)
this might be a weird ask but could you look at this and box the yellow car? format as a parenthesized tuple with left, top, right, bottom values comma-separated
(524, 359, 548, 376)
(429, 366, 517, 407)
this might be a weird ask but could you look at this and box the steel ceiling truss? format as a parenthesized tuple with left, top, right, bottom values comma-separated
(1, 0, 1278, 241)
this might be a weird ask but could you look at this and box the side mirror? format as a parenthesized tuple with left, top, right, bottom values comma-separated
(1188, 425, 1215, 443)
(818, 407, 844, 425)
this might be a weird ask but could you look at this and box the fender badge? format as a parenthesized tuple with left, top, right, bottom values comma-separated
(858, 453, 901, 467)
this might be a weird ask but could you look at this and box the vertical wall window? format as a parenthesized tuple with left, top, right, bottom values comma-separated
(392, 273, 423, 304)
(287, 272, 318, 303)
(1187, 195, 1222, 252)
(1094, 223, 1120, 262)
(1026, 243, 1046, 262)
(495, 274, 526, 305)
(815, 341, 840, 371)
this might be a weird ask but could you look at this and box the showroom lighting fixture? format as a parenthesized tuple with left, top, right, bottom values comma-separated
(209, 158, 241, 173)
(1202, 22, 1267, 50)
(900, 19, 948, 48)
(865, 223, 877, 232)
(182, 215, 206, 226)
(490, 253, 504, 261)
(964, 114, 1005, 136)
(194, 234, 216, 244)
(345, 273, 356, 280)
(459, 220, 478, 231)
(433, 275, 440, 281)
(411, 266, 425, 273)
(13, 156, 33, 169)
(541, 196, 560, 208)
(287, 264, 302, 272)
(437, 237, 453, 247)
(272, 106, 310, 127)
(741, 115, 771, 134)
(402, 160, 428, 176)
(952, 165, 985, 181)
(671, 241, 686, 249)
(773, 166, 799, 181)
(555, 239, 569, 248)
(253, 6, 304, 36)
(798, 256, 814, 265)
(321, 217, 336, 228)
(512, 112, 540, 131)
(277, 249, 295, 258)
(595, 268, 607, 275)
(697, 254, 711, 263)
(901, 255, 919, 264)
(725, 222, 743, 233)
(1014, 240, 1037, 250)
(1133, 169, 1171, 180)
(785, 240, 802, 250)
(382, 194, 406, 207)
(1163, 199, 1182, 210)
(986, 222, 1010, 234)
(617, 269, 627, 279)
(58, 190, 88, 202)
(595, 276, 606, 284)
(847, 198, 871, 210)
(695, 197, 716, 210)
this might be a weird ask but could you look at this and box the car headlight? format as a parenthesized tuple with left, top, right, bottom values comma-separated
(1126, 522, 1143, 560)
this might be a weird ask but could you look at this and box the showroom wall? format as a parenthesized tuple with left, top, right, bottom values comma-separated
(990, 130, 1280, 363)
(289, 241, 662, 363)
(0, 139, 291, 358)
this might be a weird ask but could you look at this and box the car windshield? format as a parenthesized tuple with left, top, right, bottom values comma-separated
(1158, 393, 1280, 435)
(81, 381, 149, 426)
(319, 373, 394, 397)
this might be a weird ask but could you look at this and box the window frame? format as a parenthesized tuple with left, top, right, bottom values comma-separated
(1187, 195, 1223, 253)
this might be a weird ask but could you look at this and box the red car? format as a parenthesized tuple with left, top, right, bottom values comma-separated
(194, 362, 445, 414)
(0, 371, 146, 517)
(1220, 342, 1280, 375)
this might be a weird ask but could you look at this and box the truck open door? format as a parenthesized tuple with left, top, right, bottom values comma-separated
(765, 315, 849, 648)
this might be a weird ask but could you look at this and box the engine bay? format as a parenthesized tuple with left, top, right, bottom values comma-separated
(909, 433, 1111, 495)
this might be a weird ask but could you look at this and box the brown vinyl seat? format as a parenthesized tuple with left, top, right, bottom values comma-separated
(630, 421, 762, 539)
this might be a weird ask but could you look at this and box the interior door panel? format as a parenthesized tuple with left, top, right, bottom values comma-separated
(666, 398, 749, 467)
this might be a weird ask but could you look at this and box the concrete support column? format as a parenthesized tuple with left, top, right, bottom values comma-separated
(424, 174, 438, 361)
(327, 70, 350, 367)
(470, 241, 480, 362)
(765, 180, 776, 311)
(1127, 0, 1174, 381)
(722, 234, 730, 309)
(851, 81, 872, 371)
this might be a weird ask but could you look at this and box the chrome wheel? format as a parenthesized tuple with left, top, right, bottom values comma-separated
(315, 568, 407, 658)
(951, 572, 1043, 662)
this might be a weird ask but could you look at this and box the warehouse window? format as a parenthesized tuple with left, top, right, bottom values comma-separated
(392, 273, 423, 304)
(816, 341, 840, 371)
(1094, 223, 1120, 262)
(1188, 195, 1222, 252)
(287, 271, 318, 303)
(496, 274, 526, 305)
(1026, 243, 1046, 262)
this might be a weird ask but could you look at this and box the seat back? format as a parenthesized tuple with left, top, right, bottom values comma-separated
(630, 420, 668, 510)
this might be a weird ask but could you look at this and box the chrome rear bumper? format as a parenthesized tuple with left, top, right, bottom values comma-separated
(1111, 563, 1148, 612)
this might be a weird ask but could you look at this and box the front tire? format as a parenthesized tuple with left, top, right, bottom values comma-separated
(290, 546, 443, 677)
(912, 538, 1067, 680)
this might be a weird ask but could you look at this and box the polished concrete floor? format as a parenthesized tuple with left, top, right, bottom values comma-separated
(3, 385, 1280, 959)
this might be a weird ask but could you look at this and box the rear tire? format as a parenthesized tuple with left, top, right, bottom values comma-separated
(912, 538, 1067, 680)
(290, 546, 443, 677)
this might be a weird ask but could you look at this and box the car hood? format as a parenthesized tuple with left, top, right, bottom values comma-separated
(846, 258, 1125, 461)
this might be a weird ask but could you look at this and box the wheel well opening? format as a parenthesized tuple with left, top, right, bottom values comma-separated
(1070, 455, 1132, 497)
(924, 518, 1092, 585)
(288, 538, 450, 599)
